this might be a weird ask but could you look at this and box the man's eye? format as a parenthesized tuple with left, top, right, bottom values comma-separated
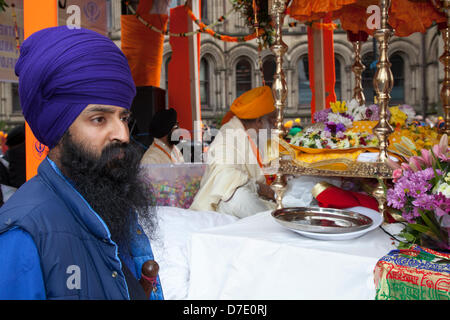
(92, 117, 105, 124)
(122, 115, 131, 123)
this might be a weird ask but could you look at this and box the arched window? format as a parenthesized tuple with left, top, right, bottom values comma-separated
(335, 57, 342, 101)
(390, 53, 405, 104)
(362, 52, 376, 104)
(12, 83, 21, 113)
(263, 57, 276, 88)
(200, 58, 210, 108)
(201, 0, 208, 23)
(236, 59, 252, 98)
(298, 56, 311, 105)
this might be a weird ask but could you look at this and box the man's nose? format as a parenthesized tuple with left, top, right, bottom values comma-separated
(109, 118, 130, 144)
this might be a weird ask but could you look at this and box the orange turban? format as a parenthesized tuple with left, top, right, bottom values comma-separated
(221, 86, 275, 125)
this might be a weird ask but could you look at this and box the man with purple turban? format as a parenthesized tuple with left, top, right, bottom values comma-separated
(0, 26, 163, 300)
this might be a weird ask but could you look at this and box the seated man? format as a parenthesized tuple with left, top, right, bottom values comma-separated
(190, 86, 277, 218)
(0, 26, 162, 300)
(141, 108, 184, 164)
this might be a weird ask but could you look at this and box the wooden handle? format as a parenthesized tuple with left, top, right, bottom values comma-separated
(139, 260, 159, 299)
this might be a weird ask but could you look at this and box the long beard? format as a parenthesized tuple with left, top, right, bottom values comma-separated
(58, 132, 157, 247)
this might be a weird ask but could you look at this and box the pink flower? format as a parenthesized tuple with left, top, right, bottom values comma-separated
(433, 134, 449, 162)
(386, 158, 401, 170)
(408, 157, 422, 172)
(419, 149, 433, 167)
(401, 162, 412, 172)
(392, 168, 402, 182)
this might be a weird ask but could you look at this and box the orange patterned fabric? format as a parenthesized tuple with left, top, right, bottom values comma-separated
(289, 0, 446, 37)
(121, 0, 168, 87)
(288, 0, 358, 21)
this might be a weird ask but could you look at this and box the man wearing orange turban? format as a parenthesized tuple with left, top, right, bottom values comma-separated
(190, 86, 277, 218)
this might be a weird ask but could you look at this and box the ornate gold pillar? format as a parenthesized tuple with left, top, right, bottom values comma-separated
(347, 31, 369, 106)
(432, 0, 450, 136)
(373, 0, 394, 163)
(371, 0, 394, 220)
(269, 0, 289, 209)
(440, 26, 450, 136)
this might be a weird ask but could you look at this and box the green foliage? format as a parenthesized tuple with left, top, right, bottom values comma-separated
(230, 0, 274, 48)
(0, 120, 10, 132)
(0, 0, 8, 12)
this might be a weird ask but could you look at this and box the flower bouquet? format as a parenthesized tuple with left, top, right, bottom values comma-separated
(386, 134, 450, 252)
(287, 100, 380, 150)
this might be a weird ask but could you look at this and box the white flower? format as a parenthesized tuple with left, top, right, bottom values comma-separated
(346, 99, 367, 121)
(327, 113, 353, 128)
(398, 104, 416, 124)
(337, 139, 350, 149)
(320, 130, 332, 139)
(436, 182, 450, 198)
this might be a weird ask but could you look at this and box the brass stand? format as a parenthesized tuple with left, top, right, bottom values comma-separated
(347, 31, 369, 106)
(440, 26, 450, 136)
(269, 0, 289, 209)
(268, 0, 395, 221)
(372, 0, 394, 220)
(432, 0, 450, 136)
(373, 0, 394, 163)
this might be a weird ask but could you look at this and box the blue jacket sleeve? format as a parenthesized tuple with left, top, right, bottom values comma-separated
(0, 227, 46, 300)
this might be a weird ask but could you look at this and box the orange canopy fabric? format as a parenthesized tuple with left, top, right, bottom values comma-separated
(288, 0, 360, 22)
(121, 0, 168, 87)
(289, 0, 446, 37)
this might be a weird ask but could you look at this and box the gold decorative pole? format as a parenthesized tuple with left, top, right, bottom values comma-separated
(347, 31, 369, 106)
(269, 0, 289, 209)
(373, 0, 394, 163)
(352, 41, 366, 106)
(432, 0, 450, 135)
(371, 0, 394, 220)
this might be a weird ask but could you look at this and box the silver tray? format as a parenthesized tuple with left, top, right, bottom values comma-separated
(271, 207, 373, 234)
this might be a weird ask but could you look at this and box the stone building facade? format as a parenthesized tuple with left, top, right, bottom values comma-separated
(0, 0, 445, 128)
(161, 1, 445, 126)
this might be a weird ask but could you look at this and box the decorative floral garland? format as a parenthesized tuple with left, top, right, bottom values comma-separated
(230, 0, 273, 47)
(125, 1, 261, 43)
(125, 1, 232, 37)
(185, 4, 261, 43)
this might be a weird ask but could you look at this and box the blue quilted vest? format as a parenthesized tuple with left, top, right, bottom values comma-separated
(0, 157, 163, 300)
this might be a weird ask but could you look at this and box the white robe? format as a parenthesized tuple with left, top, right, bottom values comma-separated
(141, 138, 184, 165)
(189, 116, 275, 218)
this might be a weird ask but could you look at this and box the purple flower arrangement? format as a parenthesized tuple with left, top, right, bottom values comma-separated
(365, 104, 380, 121)
(313, 108, 332, 123)
(324, 122, 346, 134)
(386, 134, 450, 251)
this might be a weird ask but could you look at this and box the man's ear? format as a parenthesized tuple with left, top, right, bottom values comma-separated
(47, 130, 69, 167)
(47, 144, 62, 167)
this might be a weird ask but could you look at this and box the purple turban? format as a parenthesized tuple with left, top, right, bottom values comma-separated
(15, 26, 136, 149)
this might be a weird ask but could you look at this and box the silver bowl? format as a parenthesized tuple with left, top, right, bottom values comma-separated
(272, 207, 373, 234)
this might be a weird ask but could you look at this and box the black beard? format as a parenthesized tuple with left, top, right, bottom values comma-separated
(167, 130, 177, 146)
(57, 132, 157, 249)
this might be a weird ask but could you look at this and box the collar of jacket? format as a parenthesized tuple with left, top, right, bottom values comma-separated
(38, 157, 113, 241)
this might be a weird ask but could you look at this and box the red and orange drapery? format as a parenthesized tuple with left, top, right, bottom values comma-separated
(288, 0, 446, 37)
(121, 0, 168, 87)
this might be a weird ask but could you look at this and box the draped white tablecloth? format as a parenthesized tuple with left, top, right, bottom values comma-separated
(186, 210, 402, 300)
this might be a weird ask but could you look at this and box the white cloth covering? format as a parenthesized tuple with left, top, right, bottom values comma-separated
(144, 206, 238, 300)
(186, 210, 402, 300)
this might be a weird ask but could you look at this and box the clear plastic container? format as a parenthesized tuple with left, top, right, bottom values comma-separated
(141, 163, 206, 208)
